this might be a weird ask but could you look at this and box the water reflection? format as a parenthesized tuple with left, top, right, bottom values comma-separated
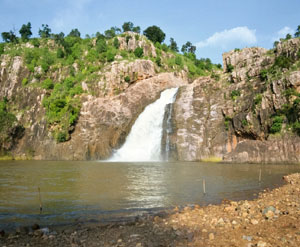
(0, 161, 299, 229)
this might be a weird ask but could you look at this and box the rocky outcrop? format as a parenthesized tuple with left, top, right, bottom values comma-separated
(12, 72, 187, 160)
(169, 77, 227, 161)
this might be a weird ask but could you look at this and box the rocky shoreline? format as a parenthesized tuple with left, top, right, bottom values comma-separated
(1, 173, 300, 246)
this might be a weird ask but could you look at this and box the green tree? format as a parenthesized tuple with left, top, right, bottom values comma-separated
(132, 26, 141, 34)
(181, 41, 196, 54)
(53, 32, 65, 45)
(122, 22, 134, 32)
(1, 31, 18, 43)
(273, 41, 279, 48)
(294, 25, 300, 37)
(19, 22, 32, 41)
(68, 29, 81, 38)
(134, 47, 143, 58)
(285, 33, 292, 40)
(143, 25, 166, 44)
(38, 24, 51, 38)
(169, 37, 178, 52)
(113, 37, 120, 49)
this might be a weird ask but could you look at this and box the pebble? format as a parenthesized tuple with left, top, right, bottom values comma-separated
(257, 241, 267, 247)
(251, 219, 259, 225)
(209, 233, 215, 240)
(136, 243, 143, 247)
(242, 235, 253, 241)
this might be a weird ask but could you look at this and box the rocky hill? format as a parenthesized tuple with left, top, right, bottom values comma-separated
(167, 38, 300, 163)
(0, 32, 299, 162)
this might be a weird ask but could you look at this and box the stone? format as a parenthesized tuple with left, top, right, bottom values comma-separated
(209, 233, 215, 240)
(136, 243, 143, 247)
(242, 235, 253, 241)
(257, 241, 267, 247)
(250, 219, 259, 225)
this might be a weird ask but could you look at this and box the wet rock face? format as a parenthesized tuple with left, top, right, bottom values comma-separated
(170, 77, 227, 161)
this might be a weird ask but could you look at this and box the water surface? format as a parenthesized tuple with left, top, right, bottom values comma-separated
(0, 161, 299, 229)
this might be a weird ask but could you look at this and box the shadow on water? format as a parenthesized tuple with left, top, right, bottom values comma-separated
(0, 160, 299, 229)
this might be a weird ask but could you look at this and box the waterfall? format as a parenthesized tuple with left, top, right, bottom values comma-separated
(161, 102, 175, 161)
(109, 87, 178, 162)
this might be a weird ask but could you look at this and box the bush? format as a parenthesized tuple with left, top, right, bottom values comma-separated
(113, 38, 120, 49)
(230, 90, 241, 100)
(0, 43, 5, 56)
(30, 38, 40, 48)
(227, 64, 234, 73)
(42, 78, 54, 89)
(259, 69, 268, 81)
(254, 94, 262, 105)
(22, 78, 28, 86)
(124, 75, 130, 83)
(57, 48, 64, 58)
(175, 56, 183, 66)
(56, 131, 67, 143)
(106, 49, 115, 62)
(155, 56, 162, 66)
(134, 47, 143, 58)
(270, 116, 284, 134)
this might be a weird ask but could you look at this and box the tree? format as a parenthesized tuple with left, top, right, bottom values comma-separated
(294, 25, 300, 37)
(19, 22, 32, 41)
(132, 26, 141, 34)
(38, 24, 51, 38)
(169, 37, 178, 52)
(134, 47, 143, 58)
(1, 31, 17, 43)
(68, 29, 81, 38)
(285, 33, 292, 40)
(104, 27, 121, 39)
(273, 41, 279, 48)
(181, 41, 196, 54)
(122, 22, 134, 32)
(53, 32, 65, 45)
(143, 25, 165, 44)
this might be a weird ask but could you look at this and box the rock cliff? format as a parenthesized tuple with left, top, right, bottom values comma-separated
(0, 34, 300, 162)
(167, 38, 300, 163)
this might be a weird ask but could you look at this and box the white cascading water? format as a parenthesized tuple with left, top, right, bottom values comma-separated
(109, 87, 178, 162)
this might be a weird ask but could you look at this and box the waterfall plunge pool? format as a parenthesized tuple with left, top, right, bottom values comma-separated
(0, 160, 300, 230)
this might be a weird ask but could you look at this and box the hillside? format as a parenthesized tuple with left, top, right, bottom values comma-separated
(0, 30, 217, 160)
(0, 28, 300, 162)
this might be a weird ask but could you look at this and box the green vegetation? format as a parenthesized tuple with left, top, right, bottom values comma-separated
(134, 47, 143, 58)
(224, 116, 232, 131)
(227, 64, 234, 73)
(0, 21, 221, 142)
(254, 94, 262, 105)
(270, 115, 284, 134)
(143, 25, 165, 44)
(230, 90, 241, 100)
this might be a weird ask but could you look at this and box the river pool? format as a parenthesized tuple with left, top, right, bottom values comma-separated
(0, 161, 299, 229)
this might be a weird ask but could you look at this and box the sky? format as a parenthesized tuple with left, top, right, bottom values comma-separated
(0, 0, 299, 64)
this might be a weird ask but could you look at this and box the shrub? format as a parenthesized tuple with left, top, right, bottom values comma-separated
(120, 50, 127, 58)
(56, 131, 67, 143)
(30, 38, 40, 47)
(227, 64, 234, 73)
(270, 116, 284, 134)
(106, 50, 115, 62)
(259, 69, 268, 81)
(175, 56, 183, 66)
(230, 90, 241, 100)
(22, 78, 28, 86)
(57, 48, 64, 58)
(113, 38, 120, 49)
(0, 43, 5, 55)
(124, 75, 130, 83)
(134, 47, 143, 58)
(254, 94, 262, 105)
(42, 78, 54, 89)
(154, 57, 161, 67)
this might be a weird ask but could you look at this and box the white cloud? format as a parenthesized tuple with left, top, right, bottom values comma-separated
(196, 26, 257, 49)
(271, 26, 294, 42)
